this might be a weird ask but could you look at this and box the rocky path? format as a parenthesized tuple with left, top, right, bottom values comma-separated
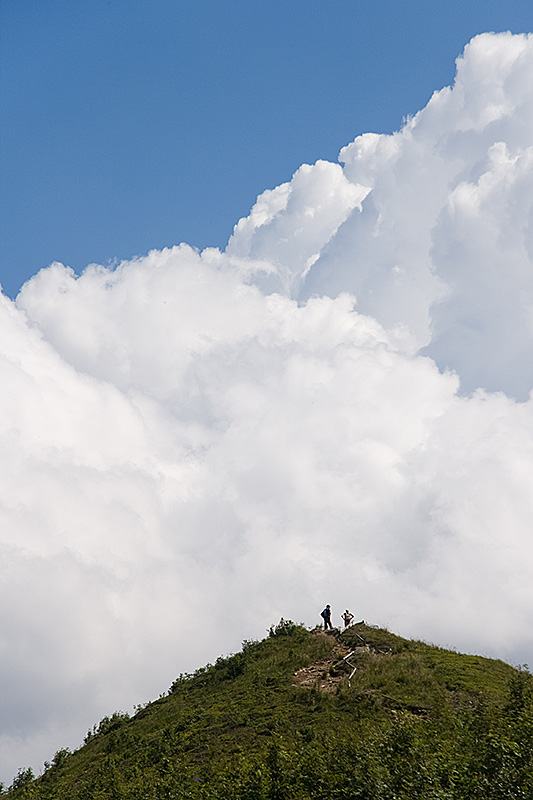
(292, 630, 370, 693)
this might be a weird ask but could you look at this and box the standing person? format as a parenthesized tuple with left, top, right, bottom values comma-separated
(320, 604, 332, 630)
(341, 609, 354, 629)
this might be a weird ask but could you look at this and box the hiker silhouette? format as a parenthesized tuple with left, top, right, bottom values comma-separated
(320, 604, 332, 630)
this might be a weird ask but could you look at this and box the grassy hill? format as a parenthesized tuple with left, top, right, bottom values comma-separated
(5, 620, 533, 799)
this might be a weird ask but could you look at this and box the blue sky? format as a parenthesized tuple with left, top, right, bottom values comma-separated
(1, 0, 532, 298)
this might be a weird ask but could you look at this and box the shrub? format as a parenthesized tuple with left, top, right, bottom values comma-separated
(10, 767, 34, 790)
(51, 748, 71, 769)
(268, 618, 301, 637)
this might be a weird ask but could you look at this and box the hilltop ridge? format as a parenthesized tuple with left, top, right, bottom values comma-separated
(6, 621, 533, 799)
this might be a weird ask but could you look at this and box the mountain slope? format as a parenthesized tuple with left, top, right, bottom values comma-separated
(6, 621, 533, 799)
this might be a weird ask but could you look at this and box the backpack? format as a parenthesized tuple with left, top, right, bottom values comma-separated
(321, 608, 329, 619)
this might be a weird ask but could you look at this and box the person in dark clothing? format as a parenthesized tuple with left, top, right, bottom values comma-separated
(320, 604, 332, 630)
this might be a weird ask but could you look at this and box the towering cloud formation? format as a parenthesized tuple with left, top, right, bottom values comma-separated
(1, 32, 533, 783)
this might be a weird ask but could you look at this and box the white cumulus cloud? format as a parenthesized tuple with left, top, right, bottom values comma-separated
(1, 31, 533, 785)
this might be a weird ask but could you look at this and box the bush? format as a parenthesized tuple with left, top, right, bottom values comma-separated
(268, 618, 301, 637)
(51, 748, 71, 769)
(84, 711, 130, 742)
(10, 767, 34, 790)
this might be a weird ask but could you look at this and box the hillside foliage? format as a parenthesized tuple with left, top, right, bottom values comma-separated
(4, 622, 533, 799)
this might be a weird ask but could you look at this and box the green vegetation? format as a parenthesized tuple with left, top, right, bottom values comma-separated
(5, 622, 533, 799)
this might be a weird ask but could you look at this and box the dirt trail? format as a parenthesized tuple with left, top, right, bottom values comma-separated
(292, 630, 370, 693)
